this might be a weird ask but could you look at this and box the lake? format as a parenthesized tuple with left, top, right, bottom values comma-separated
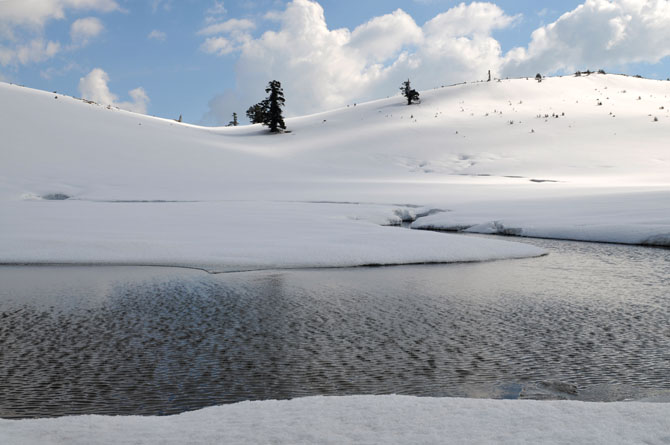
(1, 236, 669, 418)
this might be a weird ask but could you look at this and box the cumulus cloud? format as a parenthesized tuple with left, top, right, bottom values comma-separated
(78, 68, 149, 114)
(424, 1, 518, 36)
(348, 9, 423, 62)
(502, 0, 670, 76)
(70, 17, 104, 46)
(200, 89, 244, 126)
(148, 30, 167, 41)
(411, 2, 516, 91)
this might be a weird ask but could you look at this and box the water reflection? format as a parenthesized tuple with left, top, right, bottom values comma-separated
(0, 237, 669, 418)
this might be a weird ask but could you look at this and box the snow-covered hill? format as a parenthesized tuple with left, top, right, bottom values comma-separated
(3, 73, 669, 200)
(1, 73, 668, 270)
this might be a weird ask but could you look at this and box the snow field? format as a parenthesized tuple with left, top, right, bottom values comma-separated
(0, 200, 545, 271)
(2, 395, 669, 445)
(1, 74, 669, 269)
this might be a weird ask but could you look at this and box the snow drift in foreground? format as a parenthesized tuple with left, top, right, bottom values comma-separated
(2, 395, 669, 445)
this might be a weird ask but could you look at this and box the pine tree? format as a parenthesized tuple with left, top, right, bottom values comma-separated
(400, 79, 420, 105)
(264, 80, 286, 132)
(246, 102, 267, 124)
(227, 112, 239, 127)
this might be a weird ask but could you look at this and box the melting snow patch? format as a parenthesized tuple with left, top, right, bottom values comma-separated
(20, 193, 42, 201)
(21, 193, 71, 201)
(415, 208, 448, 218)
(41, 193, 71, 201)
(393, 208, 417, 223)
(465, 221, 524, 236)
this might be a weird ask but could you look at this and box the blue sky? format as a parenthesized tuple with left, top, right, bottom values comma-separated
(2, 0, 670, 125)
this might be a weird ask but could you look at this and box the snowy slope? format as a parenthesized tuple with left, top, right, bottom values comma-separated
(2, 395, 670, 445)
(1, 73, 669, 270)
(3, 73, 669, 201)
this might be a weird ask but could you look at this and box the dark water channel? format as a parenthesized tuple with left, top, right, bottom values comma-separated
(1, 237, 669, 418)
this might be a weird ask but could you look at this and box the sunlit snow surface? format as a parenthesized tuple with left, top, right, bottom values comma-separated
(0, 200, 543, 272)
(2, 396, 670, 445)
(2, 74, 670, 270)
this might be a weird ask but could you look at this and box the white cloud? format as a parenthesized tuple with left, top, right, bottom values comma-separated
(0, 47, 11, 66)
(413, 2, 515, 89)
(18, 39, 60, 63)
(78, 68, 149, 114)
(0, 0, 118, 34)
(0, 39, 61, 66)
(502, 0, 670, 76)
(200, 89, 243, 126)
(348, 9, 423, 62)
(0, 0, 118, 66)
(148, 30, 167, 41)
(201, 36, 236, 55)
(198, 18, 255, 56)
(198, 18, 255, 36)
(70, 17, 104, 45)
(207, 1, 226, 17)
(424, 1, 518, 36)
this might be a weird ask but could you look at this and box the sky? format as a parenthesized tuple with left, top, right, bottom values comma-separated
(2, 0, 670, 125)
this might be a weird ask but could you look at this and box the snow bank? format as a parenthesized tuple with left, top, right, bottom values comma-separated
(412, 191, 670, 247)
(2, 395, 669, 445)
(0, 200, 544, 272)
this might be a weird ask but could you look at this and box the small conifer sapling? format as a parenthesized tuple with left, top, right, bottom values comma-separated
(400, 79, 420, 105)
(227, 112, 239, 127)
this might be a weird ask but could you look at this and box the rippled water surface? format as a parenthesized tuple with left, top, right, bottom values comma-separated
(1, 237, 669, 418)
